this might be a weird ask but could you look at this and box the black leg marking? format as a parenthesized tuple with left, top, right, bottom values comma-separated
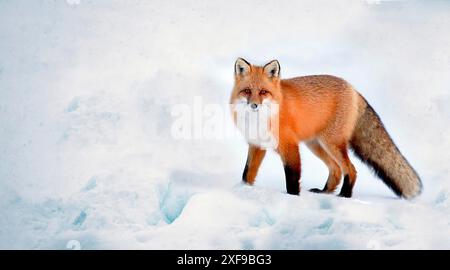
(284, 165, 300, 195)
(339, 174, 353, 198)
(242, 163, 249, 183)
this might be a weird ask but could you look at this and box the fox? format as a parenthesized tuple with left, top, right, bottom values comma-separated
(230, 58, 422, 199)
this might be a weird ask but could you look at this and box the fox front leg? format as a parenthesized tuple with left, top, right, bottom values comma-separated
(242, 145, 266, 185)
(278, 143, 301, 195)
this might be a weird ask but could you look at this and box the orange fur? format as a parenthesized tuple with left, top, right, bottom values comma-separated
(231, 58, 421, 199)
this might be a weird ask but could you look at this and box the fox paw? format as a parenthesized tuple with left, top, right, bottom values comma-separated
(338, 192, 352, 198)
(309, 188, 326, 193)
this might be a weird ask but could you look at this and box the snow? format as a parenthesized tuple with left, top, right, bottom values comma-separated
(1, 0, 450, 249)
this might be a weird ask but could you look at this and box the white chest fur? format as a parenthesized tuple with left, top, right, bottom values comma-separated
(232, 99, 279, 149)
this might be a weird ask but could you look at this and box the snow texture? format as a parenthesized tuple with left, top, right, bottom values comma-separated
(1, 0, 450, 249)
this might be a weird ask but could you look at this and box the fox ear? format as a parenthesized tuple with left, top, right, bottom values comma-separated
(235, 58, 251, 77)
(263, 60, 280, 78)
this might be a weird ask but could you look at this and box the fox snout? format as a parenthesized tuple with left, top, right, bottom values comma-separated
(245, 100, 264, 111)
(234, 96, 264, 111)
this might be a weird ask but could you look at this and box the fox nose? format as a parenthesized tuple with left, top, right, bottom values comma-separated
(250, 103, 258, 110)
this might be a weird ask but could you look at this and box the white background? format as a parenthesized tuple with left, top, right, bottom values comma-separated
(1, 0, 449, 249)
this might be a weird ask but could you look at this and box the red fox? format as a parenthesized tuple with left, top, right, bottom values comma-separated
(230, 58, 422, 199)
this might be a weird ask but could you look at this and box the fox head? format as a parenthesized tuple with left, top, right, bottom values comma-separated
(230, 58, 281, 149)
(230, 58, 282, 109)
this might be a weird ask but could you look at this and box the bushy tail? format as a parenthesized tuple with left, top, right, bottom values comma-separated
(350, 98, 422, 199)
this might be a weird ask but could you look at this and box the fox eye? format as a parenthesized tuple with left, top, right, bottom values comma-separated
(260, 89, 268, 95)
(242, 88, 251, 95)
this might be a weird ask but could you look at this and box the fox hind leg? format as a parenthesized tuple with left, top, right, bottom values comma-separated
(306, 140, 342, 194)
(319, 140, 357, 198)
